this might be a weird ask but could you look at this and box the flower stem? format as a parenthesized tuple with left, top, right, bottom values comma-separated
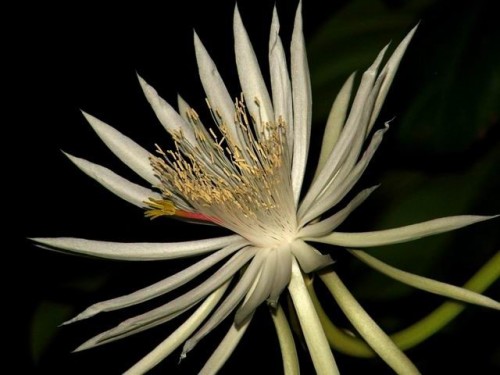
(270, 303, 300, 375)
(308, 252, 500, 357)
(288, 258, 340, 374)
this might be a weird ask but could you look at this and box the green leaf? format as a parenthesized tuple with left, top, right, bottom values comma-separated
(308, 0, 430, 123)
(31, 301, 74, 363)
(396, 0, 500, 153)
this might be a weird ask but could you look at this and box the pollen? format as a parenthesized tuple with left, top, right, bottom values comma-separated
(145, 199, 177, 219)
(147, 96, 298, 246)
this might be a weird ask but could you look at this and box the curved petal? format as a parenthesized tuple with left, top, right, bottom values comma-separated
(81, 111, 157, 185)
(320, 271, 420, 374)
(298, 45, 388, 216)
(299, 185, 379, 238)
(368, 25, 418, 132)
(63, 240, 247, 325)
(349, 250, 500, 310)
(269, 7, 293, 152)
(31, 234, 243, 260)
(300, 124, 388, 225)
(313, 73, 355, 182)
(123, 281, 230, 375)
(269, 248, 293, 305)
(234, 5, 274, 132)
(290, 1, 312, 205)
(182, 250, 264, 356)
(291, 240, 334, 273)
(193, 32, 249, 159)
(64, 152, 160, 208)
(198, 317, 253, 375)
(137, 75, 197, 145)
(235, 250, 276, 323)
(309, 215, 497, 248)
(75, 248, 256, 351)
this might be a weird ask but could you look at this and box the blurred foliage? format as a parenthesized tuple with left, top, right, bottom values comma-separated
(31, 302, 73, 363)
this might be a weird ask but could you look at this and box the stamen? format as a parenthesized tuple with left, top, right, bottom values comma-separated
(147, 96, 297, 246)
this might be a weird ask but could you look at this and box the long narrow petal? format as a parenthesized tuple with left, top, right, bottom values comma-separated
(63, 153, 160, 208)
(313, 73, 355, 181)
(193, 32, 248, 158)
(31, 234, 243, 261)
(63, 241, 247, 324)
(75, 248, 256, 351)
(270, 304, 300, 375)
(320, 271, 420, 374)
(234, 5, 274, 131)
(137, 75, 197, 145)
(269, 7, 293, 152)
(269, 248, 293, 305)
(288, 258, 339, 375)
(182, 251, 264, 356)
(235, 250, 276, 323)
(350, 250, 500, 310)
(123, 281, 230, 375)
(198, 317, 253, 375)
(298, 45, 388, 216)
(299, 186, 379, 238)
(300, 125, 388, 225)
(291, 240, 334, 273)
(368, 25, 418, 132)
(81, 111, 157, 185)
(309, 215, 497, 248)
(290, 1, 312, 205)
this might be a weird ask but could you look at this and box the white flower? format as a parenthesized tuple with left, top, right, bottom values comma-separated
(32, 3, 499, 375)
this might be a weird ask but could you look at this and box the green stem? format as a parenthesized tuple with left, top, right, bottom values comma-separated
(270, 304, 300, 375)
(308, 251, 500, 357)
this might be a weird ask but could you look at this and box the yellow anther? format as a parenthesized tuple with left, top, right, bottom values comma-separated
(144, 199, 177, 220)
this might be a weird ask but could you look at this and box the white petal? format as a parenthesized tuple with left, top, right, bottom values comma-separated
(290, 1, 312, 205)
(75, 248, 256, 351)
(299, 45, 387, 215)
(368, 25, 418, 132)
(31, 234, 243, 260)
(350, 250, 500, 310)
(291, 240, 334, 273)
(310, 215, 497, 248)
(198, 317, 253, 375)
(269, 7, 293, 152)
(320, 271, 420, 374)
(177, 94, 191, 123)
(123, 281, 230, 375)
(63, 241, 247, 324)
(313, 73, 355, 181)
(193, 32, 248, 157)
(64, 152, 160, 208)
(234, 5, 274, 132)
(235, 250, 276, 323)
(270, 304, 299, 375)
(287, 258, 339, 375)
(81, 111, 157, 185)
(269, 248, 293, 305)
(137, 75, 197, 145)
(75, 305, 191, 352)
(299, 185, 379, 238)
(182, 250, 263, 356)
(300, 124, 388, 225)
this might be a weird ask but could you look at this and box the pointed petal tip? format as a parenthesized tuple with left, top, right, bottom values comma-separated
(72, 341, 93, 353)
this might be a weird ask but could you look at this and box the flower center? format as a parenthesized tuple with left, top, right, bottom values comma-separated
(146, 97, 298, 248)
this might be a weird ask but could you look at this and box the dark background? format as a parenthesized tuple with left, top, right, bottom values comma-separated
(18, 0, 499, 373)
